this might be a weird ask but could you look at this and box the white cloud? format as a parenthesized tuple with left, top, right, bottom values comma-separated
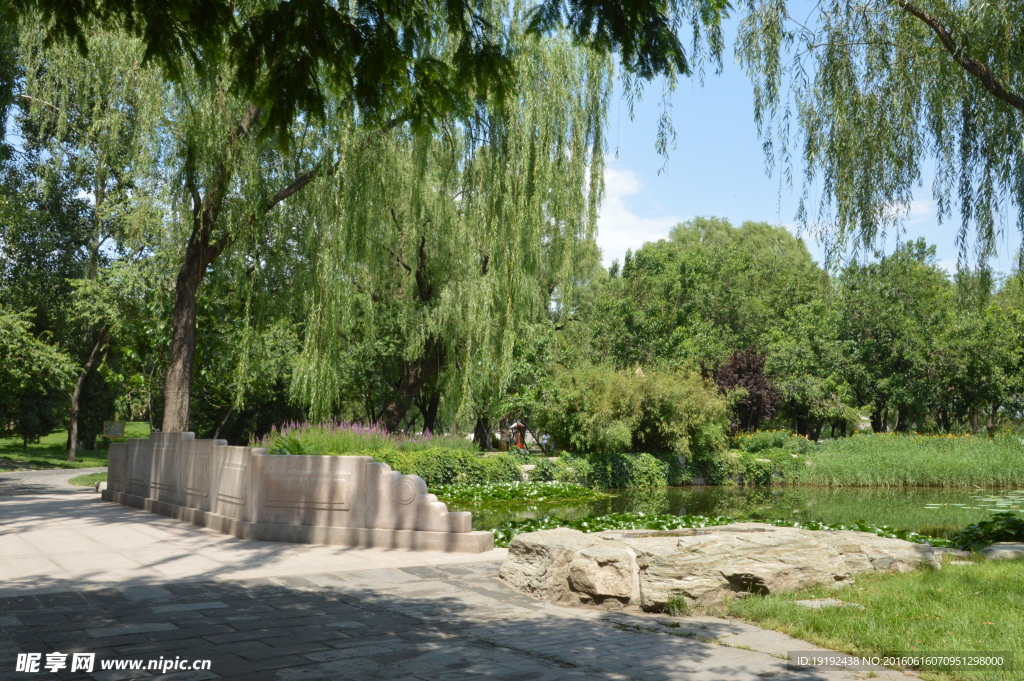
(596, 163, 682, 267)
(906, 198, 936, 226)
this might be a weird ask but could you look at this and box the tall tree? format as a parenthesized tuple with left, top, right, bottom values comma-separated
(12, 23, 164, 456)
(292, 24, 610, 433)
(837, 239, 952, 432)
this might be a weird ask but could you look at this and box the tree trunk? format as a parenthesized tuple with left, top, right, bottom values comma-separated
(162, 238, 209, 433)
(67, 326, 109, 462)
(473, 416, 493, 452)
(870, 405, 887, 433)
(379, 338, 444, 433)
(417, 390, 440, 434)
(213, 404, 234, 441)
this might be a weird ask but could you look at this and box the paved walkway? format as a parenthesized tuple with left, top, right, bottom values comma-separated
(0, 469, 908, 681)
(0, 470, 507, 596)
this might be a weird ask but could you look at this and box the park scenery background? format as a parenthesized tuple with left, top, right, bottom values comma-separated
(3, 0, 1024, 677)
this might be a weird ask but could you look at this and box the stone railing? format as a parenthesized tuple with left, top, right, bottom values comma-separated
(101, 432, 492, 552)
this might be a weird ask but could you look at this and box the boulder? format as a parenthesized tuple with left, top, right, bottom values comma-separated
(981, 542, 1024, 560)
(497, 528, 600, 604)
(500, 523, 940, 611)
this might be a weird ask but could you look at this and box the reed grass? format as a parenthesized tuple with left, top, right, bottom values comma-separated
(801, 433, 1024, 487)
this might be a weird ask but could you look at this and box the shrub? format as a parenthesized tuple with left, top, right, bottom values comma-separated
(737, 429, 813, 455)
(534, 364, 729, 478)
(531, 455, 595, 485)
(372, 448, 522, 486)
(949, 512, 1024, 551)
(587, 452, 668, 489)
(733, 446, 807, 485)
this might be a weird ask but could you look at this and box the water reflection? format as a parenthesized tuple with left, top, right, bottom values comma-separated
(451, 486, 1024, 537)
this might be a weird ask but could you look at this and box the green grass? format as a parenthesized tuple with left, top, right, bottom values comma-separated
(726, 557, 1024, 681)
(803, 433, 1024, 487)
(68, 472, 107, 486)
(0, 422, 150, 469)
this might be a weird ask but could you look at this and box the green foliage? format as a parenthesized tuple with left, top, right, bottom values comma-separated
(571, 218, 827, 370)
(665, 594, 691, 617)
(374, 449, 522, 487)
(584, 452, 669, 489)
(490, 512, 942, 548)
(803, 433, 1024, 487)
(531, 456, 593, 484)
(535, 363, 729, 464)
(12, 0, 728, 142)
(949, 512, 1024, 551)
(431, 481, 610, 504)
(0, 306, 76, 447)
(736, 430, 813, 455)
(737, 0, 1024, 255)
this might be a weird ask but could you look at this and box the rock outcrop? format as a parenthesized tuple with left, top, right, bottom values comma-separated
(499, 523, 939, 611)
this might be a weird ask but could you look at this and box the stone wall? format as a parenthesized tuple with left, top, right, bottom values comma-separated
(101, 432, 492, 552)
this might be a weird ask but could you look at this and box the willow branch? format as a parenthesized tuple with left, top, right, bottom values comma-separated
(897, 0, 1024, 113)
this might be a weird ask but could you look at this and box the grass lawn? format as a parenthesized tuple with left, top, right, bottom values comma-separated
(0, 422, 150, 470)
(68, 472, 107, 486)
(726, 557, 1024, 680)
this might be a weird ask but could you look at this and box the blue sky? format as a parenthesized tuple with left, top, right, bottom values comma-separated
(595, 23, 1023, 276)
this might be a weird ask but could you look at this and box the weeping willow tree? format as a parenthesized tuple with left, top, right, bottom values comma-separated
(292, 25, 611, 434)
(737, 0, 1024, 263)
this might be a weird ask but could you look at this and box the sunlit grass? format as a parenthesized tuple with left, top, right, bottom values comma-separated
(68, 472, 107, 486)
(0, 422, 149, 469)
(804, 433, 1024, 487)
(727, 557, 1024, 681)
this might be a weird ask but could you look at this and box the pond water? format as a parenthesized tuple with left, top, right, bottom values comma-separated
(448, 486, 1024, 537)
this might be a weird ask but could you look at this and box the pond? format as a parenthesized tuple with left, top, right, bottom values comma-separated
(447, 486, 1024, 537)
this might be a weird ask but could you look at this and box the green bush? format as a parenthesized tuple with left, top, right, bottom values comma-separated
(587, 452, 668, 489)
(737, 430, 814, 455)
(431, 481, 610, 504)
(734, 447, 807, 485)
(372, 448, 522, 486)
(530, 455, 594, 485)
(534, 364, 729, 482)
(949, 512, 1024, 551)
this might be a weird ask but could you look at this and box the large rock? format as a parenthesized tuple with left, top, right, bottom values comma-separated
(981, 542, 1024, 560)
(499, 523, 939, 611)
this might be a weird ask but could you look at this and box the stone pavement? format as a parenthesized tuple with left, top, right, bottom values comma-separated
(0, 469, 507, 596)
(0, 469, 909, 681)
